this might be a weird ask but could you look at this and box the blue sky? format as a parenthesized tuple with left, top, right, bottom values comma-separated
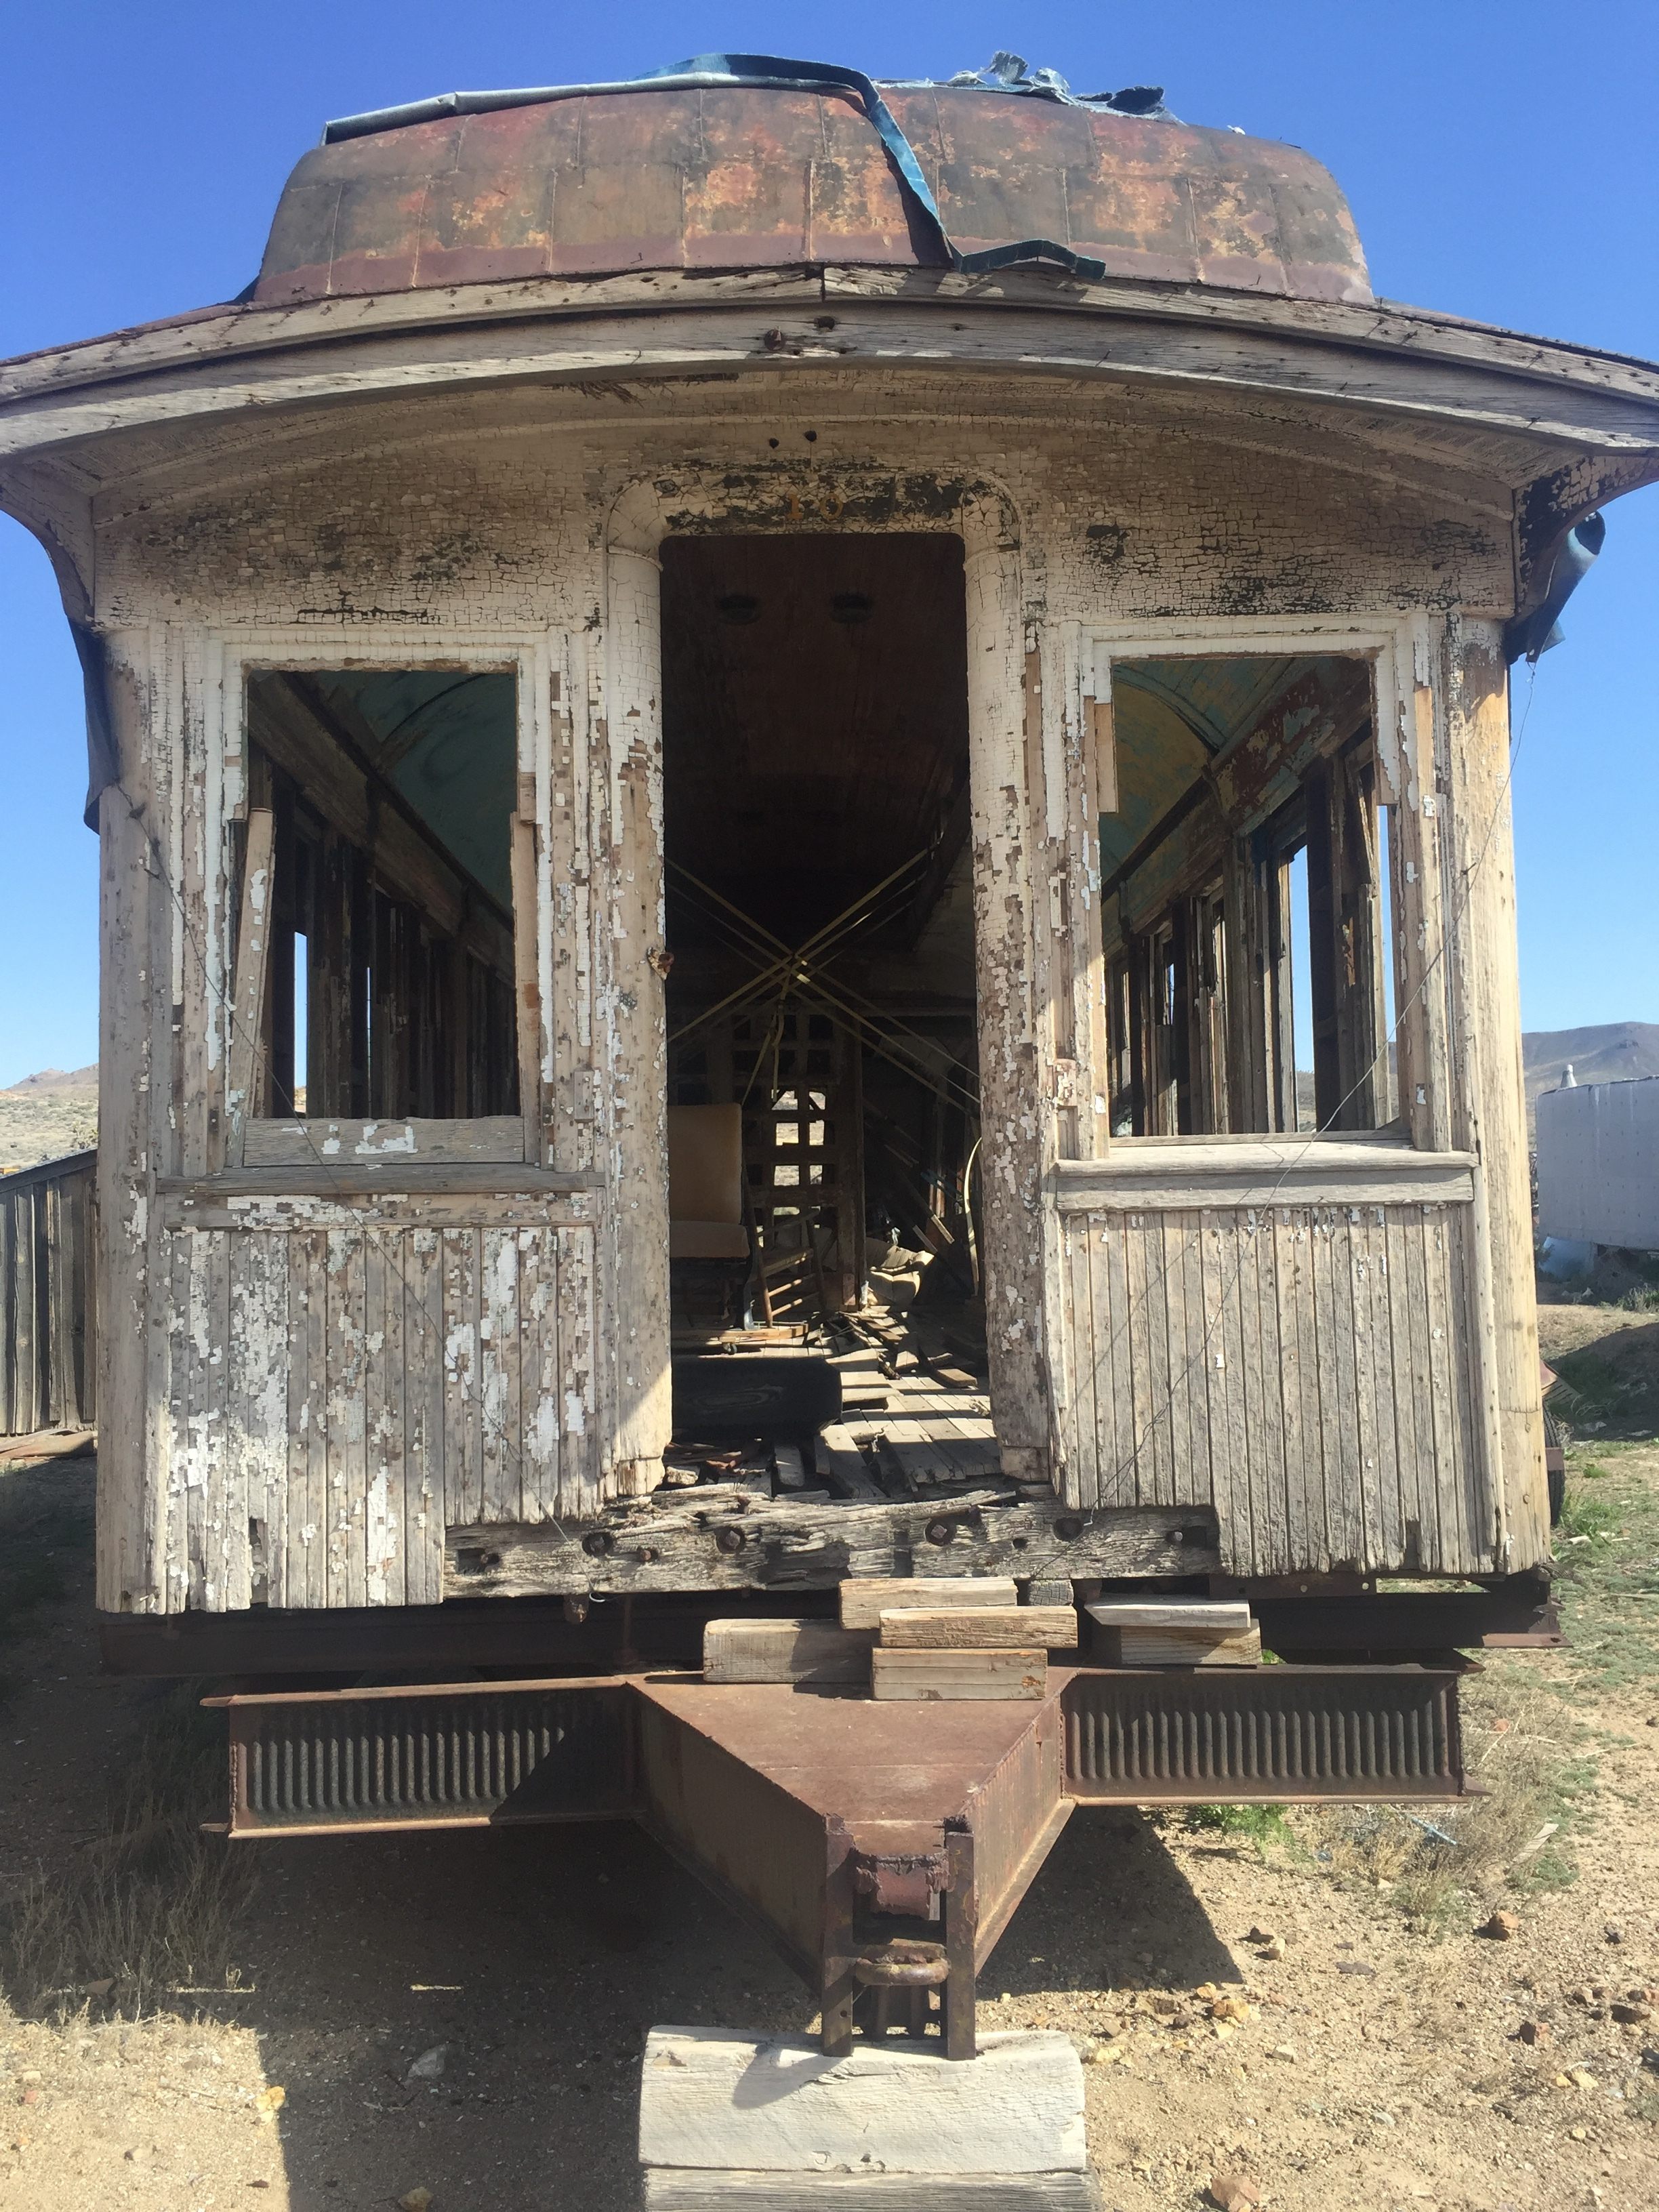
(2, 1, 1655, 1087)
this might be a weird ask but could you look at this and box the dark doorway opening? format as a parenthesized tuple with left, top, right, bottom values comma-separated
(658, 533, 982, 1364)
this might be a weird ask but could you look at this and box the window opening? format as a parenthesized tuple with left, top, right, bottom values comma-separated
(1099, 652, 1398, 1136)
(242, 670, 519, 1121)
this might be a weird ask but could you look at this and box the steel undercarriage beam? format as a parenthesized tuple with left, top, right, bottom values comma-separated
(206, 1662, 1469, 2055)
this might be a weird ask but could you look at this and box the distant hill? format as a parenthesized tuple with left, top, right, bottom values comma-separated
(1523, 1023, 1659, 1136)
(0, 1064, 98, 1174)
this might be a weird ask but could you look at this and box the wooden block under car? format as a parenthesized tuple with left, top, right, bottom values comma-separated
(878, 1605, 1078, 1650)
(1086, 1598, 1260, 1667)
(840, 1575, 1017, 1630)
(638, 2025, 1093, 2207)
(703, 1617, 874, 1685)
(871, 1646, 1047, 1701)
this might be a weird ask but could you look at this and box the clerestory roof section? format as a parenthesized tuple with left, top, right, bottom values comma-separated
(253, 77, 1373, 310)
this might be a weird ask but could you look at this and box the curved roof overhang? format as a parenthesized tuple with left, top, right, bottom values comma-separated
(3, 262, 1658, 630)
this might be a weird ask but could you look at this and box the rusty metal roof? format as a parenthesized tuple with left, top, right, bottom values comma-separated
(253, 81, 1371, 308)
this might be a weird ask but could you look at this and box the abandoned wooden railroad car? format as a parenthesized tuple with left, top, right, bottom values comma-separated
(5, 52, 1658, 2053)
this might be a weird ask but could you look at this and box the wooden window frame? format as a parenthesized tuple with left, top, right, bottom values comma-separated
(1080, 616, 1430, 1151)
(216, 632, 554, 1176)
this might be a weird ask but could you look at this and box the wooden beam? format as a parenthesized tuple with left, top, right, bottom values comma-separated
(701, 1617, 873, 1685)
(840, 1574, 1017, 1628)
(447, 1504, 1217, 1601)
(872, 1647, 1047, 1700)
(878, 1606, 1078, 1649)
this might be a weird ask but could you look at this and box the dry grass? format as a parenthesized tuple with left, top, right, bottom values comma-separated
(0, 1685, 256, 2023)
(1286, 1666, 1591, 1931)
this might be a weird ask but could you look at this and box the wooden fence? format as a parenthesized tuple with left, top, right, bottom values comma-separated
(1, 1149, 97, 1438)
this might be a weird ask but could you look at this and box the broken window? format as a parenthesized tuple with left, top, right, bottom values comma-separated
(1097, 653, 1400, 1137)
(241, 670, 520, 1121)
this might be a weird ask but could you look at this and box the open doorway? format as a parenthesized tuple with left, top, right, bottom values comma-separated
(658, 532, 983, 1387)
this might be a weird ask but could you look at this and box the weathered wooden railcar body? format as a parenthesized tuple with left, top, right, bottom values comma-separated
(4, 71, 1658, 1621)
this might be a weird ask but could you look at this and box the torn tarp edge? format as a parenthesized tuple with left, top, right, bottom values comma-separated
(321, 53, 1118, 283)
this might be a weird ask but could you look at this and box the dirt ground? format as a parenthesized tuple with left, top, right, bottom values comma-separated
(3, 1302, 1658, 2212)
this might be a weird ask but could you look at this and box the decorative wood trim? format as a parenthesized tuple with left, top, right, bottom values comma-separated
(224, 806, 275, 1162)
(1050, 1140, 1475, 1212)
(243, 1116, 527, 1168)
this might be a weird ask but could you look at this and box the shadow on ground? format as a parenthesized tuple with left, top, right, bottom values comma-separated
(0, 1450, 1242, 2211)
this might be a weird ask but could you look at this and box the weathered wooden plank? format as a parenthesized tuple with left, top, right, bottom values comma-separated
(841, 1576, 1019, 1629)
(220, 1233, 257, 1610)
(243, 1116, 527, 1167)
(283, 1229, 324, 1606)
(702, 1618, 874, 1685)
(1063, 1216, 1099, 1509)
(1422, 1210, 1462, 1572)
(642, 2171, 1103, 2210)
(638, 2028, 1087, 2176)
(963, 526, 1048, 1473)
(1100, 1215, 1136, 1511)
(1092, 1622, 1262, 1667)
(872, 1646, 1046, 1700)
(1204, 1213, 1252, 1575)
(403, 1225, 446, 1603)
(1267, 1210, 1305, 1581)
(479, 1227, 521, 1525)
(878, 1607, 1078, 1650)
(556, 1223, 598, 1515)
(164, 1231, 194, 1614)
(817, 1425, 884, 1502)
(450, 1501, 1215, 1602)
(442, 1227, 482, 1526)
(356, 1235, 392, 1605)
(325, 1229, 368, 1608)
(1050, 1150, 1475, 1210)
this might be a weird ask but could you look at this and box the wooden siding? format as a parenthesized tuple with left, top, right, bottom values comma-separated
(1, 1150, 97, 1438)
(161, 1210, 596, 1610)
(1056, 1197, 1492, 1576)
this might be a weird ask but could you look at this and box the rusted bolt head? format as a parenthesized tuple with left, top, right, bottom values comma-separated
(814, 314, 837, 331)
(715, 1525, 747, 1555)
(924, 1517, 956, 1547)
(762, 327, 789, 351)
(1054, 1516, 1084, 1542)
(581, 1530, 614, 1558)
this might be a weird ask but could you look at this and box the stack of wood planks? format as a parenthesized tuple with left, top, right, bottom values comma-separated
(1084, 1598, 1261, 1666)
(699, 1575, 1080, 1700)
(863, 1575, 1073, 1702)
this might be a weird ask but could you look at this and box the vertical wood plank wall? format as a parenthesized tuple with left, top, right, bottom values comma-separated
(1, 1151, 98, 1437)
(1056, 1197, 1491, 1574)
(161, 1207, 598, 1610)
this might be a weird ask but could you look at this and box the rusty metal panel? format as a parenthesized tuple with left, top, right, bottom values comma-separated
(1061, 1666, 1466, 1802)
(216, 1678, 632, 1835)
(253, 86, 1370, 308)
(960, 1698, 1070, 1966)
(633, 1685, 834, 1980)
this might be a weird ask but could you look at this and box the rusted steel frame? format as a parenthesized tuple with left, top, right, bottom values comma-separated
(1059, 1664, 1467, 1803)
(943, 1821, 978, 2061)
(1250, 1586, 1562, 1655)
(208, 1674, 639, 1837)
(102, 1590, 822, 1677)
